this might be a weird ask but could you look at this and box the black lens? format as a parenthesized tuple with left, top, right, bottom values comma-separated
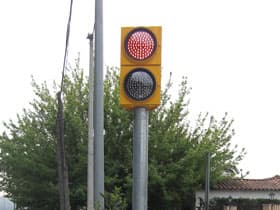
(124, 68, 156, 101)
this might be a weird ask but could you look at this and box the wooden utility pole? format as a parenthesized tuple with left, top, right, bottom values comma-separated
(205, 153, 210, 210)
(56, 92, 71, 210)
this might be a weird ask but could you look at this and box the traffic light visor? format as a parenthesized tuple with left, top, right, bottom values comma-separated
(124, 28, 157, 61)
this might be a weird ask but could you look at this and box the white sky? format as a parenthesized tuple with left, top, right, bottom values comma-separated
(0, 0, 280, 179)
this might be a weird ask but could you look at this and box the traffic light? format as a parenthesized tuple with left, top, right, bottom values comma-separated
(120, 26, 162, 110)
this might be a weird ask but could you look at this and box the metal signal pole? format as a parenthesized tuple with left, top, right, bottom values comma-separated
(133, 108, 149, 210)
(87, 33, 94, 210)
(94, 0, 104, 208)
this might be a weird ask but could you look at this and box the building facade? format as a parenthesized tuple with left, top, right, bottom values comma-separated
(195, 175, 280, 208)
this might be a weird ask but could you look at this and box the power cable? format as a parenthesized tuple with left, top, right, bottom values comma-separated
(60, 0, 74, 91)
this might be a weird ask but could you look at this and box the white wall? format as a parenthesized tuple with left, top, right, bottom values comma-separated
(0, 197, 14, 210)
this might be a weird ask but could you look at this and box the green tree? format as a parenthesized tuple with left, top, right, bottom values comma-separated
(0, 79, 59, 209)
(0, 59, 246, 210)
(103, 69, 246, 210)
(0, 58, 89, 209)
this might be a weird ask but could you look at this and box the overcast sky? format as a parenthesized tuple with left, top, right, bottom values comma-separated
(0, 0, 280, 179)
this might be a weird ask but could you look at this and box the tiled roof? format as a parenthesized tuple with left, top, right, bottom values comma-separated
(214, 175, 280, 191)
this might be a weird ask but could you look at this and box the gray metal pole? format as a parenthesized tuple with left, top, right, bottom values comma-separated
(205, 152, 210, 210)
(87, 33, 94, 210)
(133, 107, 149, 210)
(94, 0, 104, 208)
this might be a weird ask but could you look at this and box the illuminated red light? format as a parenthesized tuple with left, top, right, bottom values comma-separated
(125, 28, 157, 61)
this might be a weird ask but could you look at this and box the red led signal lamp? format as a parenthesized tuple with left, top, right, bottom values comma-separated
(121, 26, 162, 66)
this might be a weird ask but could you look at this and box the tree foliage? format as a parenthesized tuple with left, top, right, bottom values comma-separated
(0, 59, 246, 210)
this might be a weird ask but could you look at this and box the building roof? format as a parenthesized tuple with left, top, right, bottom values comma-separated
(214, 175, 280, 191)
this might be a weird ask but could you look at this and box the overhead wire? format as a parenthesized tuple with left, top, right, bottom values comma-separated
(60, 0, 74, 91)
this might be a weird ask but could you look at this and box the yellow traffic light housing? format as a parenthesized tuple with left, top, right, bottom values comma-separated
(120, 26, 162, 110)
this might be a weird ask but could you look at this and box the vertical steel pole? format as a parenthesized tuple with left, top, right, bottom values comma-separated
(94, 0, 104, 208)
(87, 33, 94, 210)
(133, 107, 149, 210)
(205, 152, 210, 210)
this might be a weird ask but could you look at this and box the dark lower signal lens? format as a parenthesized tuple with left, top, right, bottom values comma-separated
(124, 68, 156, 101)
